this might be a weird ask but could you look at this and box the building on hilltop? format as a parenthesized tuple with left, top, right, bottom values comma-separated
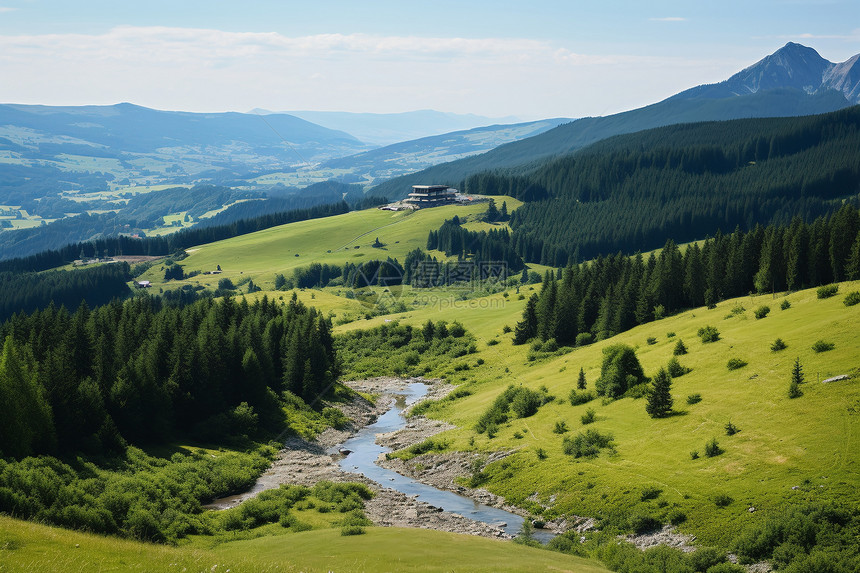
(404, 185, 457, 208)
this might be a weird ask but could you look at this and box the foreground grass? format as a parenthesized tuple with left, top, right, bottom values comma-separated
(0, 516, 608, 573)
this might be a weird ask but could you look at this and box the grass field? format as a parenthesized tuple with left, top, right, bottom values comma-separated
(140, 197, 523, 291)
(336, 281, 860, 548)
(0, 516, 609, 572)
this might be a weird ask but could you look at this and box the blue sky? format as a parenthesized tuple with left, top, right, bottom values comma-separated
(0, 1, 858, 118)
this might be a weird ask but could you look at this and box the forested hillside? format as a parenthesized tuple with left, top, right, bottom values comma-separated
(0, 294, 336, 457)
(485, 106, 860, 265)
(369, 88, 851, 199)
(513, 203, 860, 346)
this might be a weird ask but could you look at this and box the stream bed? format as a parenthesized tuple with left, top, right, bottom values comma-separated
(330, 382, 554, 543)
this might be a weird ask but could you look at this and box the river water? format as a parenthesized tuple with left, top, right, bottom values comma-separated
(330, 382, 554, 543)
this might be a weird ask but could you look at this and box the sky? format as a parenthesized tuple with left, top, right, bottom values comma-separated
(0, 0, 858, 120)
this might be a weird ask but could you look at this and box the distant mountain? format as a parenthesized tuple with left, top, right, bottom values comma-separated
(0, 102, 368, 165)
(672, 42, 860, 102)
(254, 109, 522, 146)
(370, 43, 859, 199)
(319, 118, 569, 183)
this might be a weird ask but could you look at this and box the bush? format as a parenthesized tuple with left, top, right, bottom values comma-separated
(686, 547, 730, 571)
(646, 337, 657, 345)
(817, 284, 839, 299)
(580, 408, 596, 425)
(727, 358, 748, 370)
(690, 450, 699, 459)
(780, 299, 791, 310)
(640, 486, 662, 501)
(844, 291, 860, 306)
(673, 339, 688, 355)
(754, 305, 770, 319)
(562, 429, 614, 458)
(553, 421, 568, 434)
(698, 326, 720, 343)
(502, 325, 512, 333)
(705, 438, 723, 457)
(575, 332, 593, 347)
(812, 340, 835, 353)
(595, 344, 646, 398)
(771, 338, 787, 351)
(511, 388, 543, 418)
(725, 421, 739, 436)
(687, 393, 702, 405)
(629, 513, 661, 534)
(714, 493, 733, 507)
(667, 357, 690, 378)
(569, 389, 596, 405)
(666, 332, 676, 338)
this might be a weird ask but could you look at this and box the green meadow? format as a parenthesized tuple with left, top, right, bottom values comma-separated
(0, 515, 609, 572)
(139, 197, 523, 291)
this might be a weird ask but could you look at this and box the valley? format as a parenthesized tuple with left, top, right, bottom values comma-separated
(1, 35, 860, 573)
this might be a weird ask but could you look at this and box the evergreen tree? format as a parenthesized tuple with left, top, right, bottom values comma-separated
(788, 357, 804, 398)
(577, 367, 586, 390)
(646, 367, 673, 418)
(513, 294, 538, 344)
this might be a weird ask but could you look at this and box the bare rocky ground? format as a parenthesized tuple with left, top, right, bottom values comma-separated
(207, 377, 511, 539)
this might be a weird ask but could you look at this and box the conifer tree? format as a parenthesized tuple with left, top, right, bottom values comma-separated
(646, 367, 673, 418)
(513, 294, 539, 344)
(788, 357, 804, 398)
(577, 367, 587, 390)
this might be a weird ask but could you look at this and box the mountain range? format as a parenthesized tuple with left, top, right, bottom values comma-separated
(370, 43, 860, 198)
(255, 109, 523, 146)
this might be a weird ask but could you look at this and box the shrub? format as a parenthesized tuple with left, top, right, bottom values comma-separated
(705, 438, 723, 458)
(714, 493, 734, 507)
(754, 305, 770, 319)
(725, 421, 739, 436)
(668, 509, 687, 526)
(486, 339, 499, 346)
(812, 340, 834, 353)
(569, 389, 596, 405)
(562, 429, 614, 458)
(640, 486, 662, 501)
(817, 284, 839, 299)
(667, 357, 689, 377)
(629, 513, 661, 534)
(698, 326, 720, 343)
(686, 547, 730, 571)
(536, 447, 547, 460)
(553, 421, 568, 434)
(687, 393, 702, 405)
(690, 450, 699, 460)
(780, 299, 791, 310)
(511, 388, 543, 418)
(502, 325, 512, 333)
(646, 336, 657, 345)
(771, 338, 787, 351)
(666, 332, 676, 338)
(580, 408, 596, 425)
(844, 291, 860, 306)
(575, 332, 593, 347)
(595, 344, 646, 398)
(673, 339, 688, 355)
(727, 358, 748, 370)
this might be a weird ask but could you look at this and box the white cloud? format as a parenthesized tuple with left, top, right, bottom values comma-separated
(0, 26, 740, 118)
(0, 7, 16, 13)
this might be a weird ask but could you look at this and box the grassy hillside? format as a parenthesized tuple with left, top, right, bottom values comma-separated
(0, 515, 609, 572)
(139, 198, 523, 291)
(332, 280, 860, 549)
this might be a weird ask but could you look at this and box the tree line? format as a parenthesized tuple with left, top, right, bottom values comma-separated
(514, 203, 860, 346)
(0, 293, 337, 459)
(0, 263, 132, 323)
